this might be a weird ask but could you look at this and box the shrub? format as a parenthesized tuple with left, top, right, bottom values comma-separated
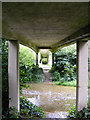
(2, 97, 45, 119)
(20, 64, 44, 93)
(20, 65, 44, 83)
(20, 96, 45, 118)
(2, 39, 9, 116)
(42, 58, 48, 64)
(19, 44, 35, 67)
(68, 105, 90, 118)
(2, 106, 20, 119)
(50, 44, 76, 83)
(50, 71, 61, 81)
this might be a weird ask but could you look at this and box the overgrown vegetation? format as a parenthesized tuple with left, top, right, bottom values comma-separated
(2, 39, 9, 116)
(2, 39, 45, 118)
(50, 44, 76, 86)
(19, 45, 44, 93)
(2, 97, 45, 119)
(68, 105, 90, 118)
(20, 64, 44, 93)
(53, 80, 76, 87)
(19, 45, 35, 67)
(2, 106, 20, 119)
(20, 97, 45, 118)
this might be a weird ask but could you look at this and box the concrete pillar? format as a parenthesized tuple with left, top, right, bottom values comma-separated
(8, 40, 19, 111)
(52, 53, 54, 65)
(36, 52, 38, 65)
(76, 41, 88, 111)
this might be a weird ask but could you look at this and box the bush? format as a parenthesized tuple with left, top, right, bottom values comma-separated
(2, 39, 9, 116)
(2, 106, 20, 119)
(50, 44, 76, 83)
(19, 45, 44, 93)
(20, 96, 45, 118)
(42, 58, 48, 64)
(19, 44, 36, 67)
(50, 71, 61, 81)
(2, 97, 45, 119)
(68, 105, 90, 118)
(20, 65, 44, 83)
(20, 64, 44, 93)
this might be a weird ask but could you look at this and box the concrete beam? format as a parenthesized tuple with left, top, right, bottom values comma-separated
(52, 33, 89, 53)
(8, 40, 19, 111)
(76, 41, 88, 111)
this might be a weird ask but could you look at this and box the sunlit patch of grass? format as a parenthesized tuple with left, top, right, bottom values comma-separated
(53, 80, 76, 87)
(54, 79, 90, 88)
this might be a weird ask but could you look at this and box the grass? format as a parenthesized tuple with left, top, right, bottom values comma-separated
(53, 80, 76, 87)
(53, 79, 90, 88)
(88, 79, 90, 88)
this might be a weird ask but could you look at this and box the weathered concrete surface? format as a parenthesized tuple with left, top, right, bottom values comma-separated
(2, 2, 89, 52)
(76, 41, 88, 111)
(8, 40, 20, 111)
(2, 2, 90, 113)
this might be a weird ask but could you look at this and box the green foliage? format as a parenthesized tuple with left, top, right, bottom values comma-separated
(68, 105, 76, 118)
(2, 97, 45, 119)
(19, 44, 35, 67)
(19, 44, 44, 93)
(20, 65, 44, 94)
(68, 105, 90, 118)
(50, 71, 61, 81)
(20, 65, 44, 83)
(50, 44, 76, 83)
(42, 58, 48, 64)
(20, 96, 45, 118)
(2, 39, 9, 116)
(53, 80, 76, 87)
(2, 39, 44, 117)
(2, 106, 20, 119)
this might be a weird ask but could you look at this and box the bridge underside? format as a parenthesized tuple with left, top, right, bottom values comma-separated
(2, 2, 90, 113)
(3, 2, 90, 52)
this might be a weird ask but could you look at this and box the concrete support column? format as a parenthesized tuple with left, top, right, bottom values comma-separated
(52, 53, 54, 65)
(36, 52, 38, 65)
(76, 41, 88, 111)
(8, 40, 19, 111)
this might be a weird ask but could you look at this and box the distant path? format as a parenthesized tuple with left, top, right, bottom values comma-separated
(43, 69, 51, 83)
(39, 64, 52, 83)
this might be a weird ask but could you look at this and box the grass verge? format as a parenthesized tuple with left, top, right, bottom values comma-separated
(53, 80, 76, 87)
(53, 79, 90, 88)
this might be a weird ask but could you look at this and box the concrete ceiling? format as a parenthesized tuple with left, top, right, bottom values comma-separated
(2, 2, 89, 52)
